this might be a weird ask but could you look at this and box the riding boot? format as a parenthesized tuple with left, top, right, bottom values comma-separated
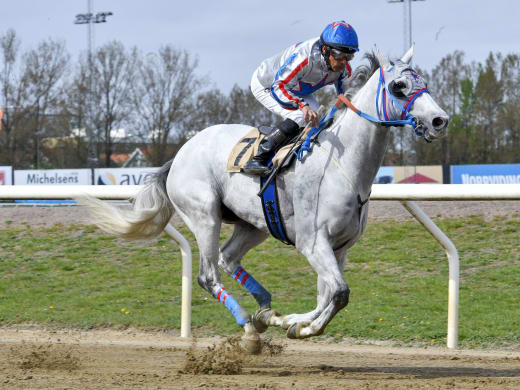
(242, 128, 289, 176)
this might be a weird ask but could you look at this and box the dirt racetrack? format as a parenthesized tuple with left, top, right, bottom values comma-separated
(1, 327, 520, 390)
(1, 200, 519, 227)
(1, 202, 520, 389)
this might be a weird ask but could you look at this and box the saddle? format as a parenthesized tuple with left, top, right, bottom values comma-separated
(226, 124, 314, 173)
(226, 124, 315, 247)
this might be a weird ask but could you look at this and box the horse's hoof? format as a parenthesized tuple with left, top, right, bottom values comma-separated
(253, 309, 269, 333)
(286, 323, 302, 339)
(241, 336, 262, 355)
(287, 323, 313, 339)
(253, 308, 279, 333)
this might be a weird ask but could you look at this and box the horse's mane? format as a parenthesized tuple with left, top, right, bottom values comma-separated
(324, 52, 381, 130)
(344, 52, 381, 100)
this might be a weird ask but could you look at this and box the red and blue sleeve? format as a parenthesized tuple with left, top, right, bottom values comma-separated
(270, 56, 310, 110)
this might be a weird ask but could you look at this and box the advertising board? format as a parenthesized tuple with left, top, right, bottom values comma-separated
(14, 169, 92, 185)
(394, 165, 443, 183)
(95, 167, 159, 185)
(451, 164, 520, 184)
(373, 165, 444, 184)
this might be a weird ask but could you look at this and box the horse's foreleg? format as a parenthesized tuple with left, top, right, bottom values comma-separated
(257, 246, 348, 334)
(284, 243, 349, 339)
(276, 275, 329, 328)
(288, 286, 349, 338)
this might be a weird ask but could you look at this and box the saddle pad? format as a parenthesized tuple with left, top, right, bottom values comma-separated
(226, 128, 264, 172)
(226, 123, 314, 173)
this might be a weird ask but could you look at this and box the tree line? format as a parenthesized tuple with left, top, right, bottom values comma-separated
(1, 28, 518, 169)
(0, 29, 278, 169)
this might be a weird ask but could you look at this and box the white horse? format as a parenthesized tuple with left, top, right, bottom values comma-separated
(81, 47, 449, 352)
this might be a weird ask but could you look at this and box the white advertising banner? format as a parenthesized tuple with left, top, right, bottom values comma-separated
(14, 169, 92, 185)
(0, 166, 12, 185)
(95, 167, 159, 185)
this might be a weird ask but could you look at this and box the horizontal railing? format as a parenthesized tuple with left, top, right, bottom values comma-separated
(1, 184, 519, 348)
(1, 183, 520, 200)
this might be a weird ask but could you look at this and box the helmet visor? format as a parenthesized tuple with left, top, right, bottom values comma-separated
(330, 48, 355, 61)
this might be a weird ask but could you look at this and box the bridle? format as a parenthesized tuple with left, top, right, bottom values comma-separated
(376, 66, 430, 137)
(298, 65, 431, 159)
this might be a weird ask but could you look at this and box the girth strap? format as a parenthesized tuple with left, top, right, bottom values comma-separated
(259, 171, 293, 246)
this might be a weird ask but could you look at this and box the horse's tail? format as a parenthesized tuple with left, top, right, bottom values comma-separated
(78, 159, 174, 239)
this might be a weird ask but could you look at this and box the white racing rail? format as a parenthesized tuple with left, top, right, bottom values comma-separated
(1, 183, 520, 348)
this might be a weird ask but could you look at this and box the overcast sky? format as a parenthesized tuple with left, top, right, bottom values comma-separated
(4, 1, 519, 92)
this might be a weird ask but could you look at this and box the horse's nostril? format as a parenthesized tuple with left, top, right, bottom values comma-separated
(432, 117, 446, 129)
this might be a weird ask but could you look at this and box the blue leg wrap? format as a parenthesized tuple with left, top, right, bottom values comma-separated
(215, 287, 249, 326)
(232, 266, 272, 308)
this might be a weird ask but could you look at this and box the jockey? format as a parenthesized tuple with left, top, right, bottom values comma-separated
(243, 20, 359, 176)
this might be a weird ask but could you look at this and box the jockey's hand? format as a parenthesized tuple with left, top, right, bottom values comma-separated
(302, 105, 318, 127)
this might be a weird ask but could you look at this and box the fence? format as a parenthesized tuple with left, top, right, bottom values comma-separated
(1, 184, 520, 348)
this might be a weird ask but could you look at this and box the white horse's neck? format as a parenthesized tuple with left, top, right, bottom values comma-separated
(329, 70, 391, 198)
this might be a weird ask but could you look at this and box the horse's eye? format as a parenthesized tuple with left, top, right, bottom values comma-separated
(390, 80, 406, 98)
(394, 81, 406, 90)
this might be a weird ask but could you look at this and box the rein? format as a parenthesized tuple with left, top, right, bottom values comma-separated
(297, 66, 430, 160)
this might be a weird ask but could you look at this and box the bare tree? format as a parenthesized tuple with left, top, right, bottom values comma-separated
(21, 38, 69, 168)
(189, 84, 278, 135)
(0, 31, 68, 168)
(0, 29, 26, 166)
(227, 84, 278, 126)
(190, 88, 233, 130)
(89, 41, 137, 167)
(131, 45, 203, 166)
(56, 59, 89, 167)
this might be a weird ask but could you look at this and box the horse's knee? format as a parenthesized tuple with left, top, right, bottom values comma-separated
(332, 287, 350, 309)
(217, 252, 239, 275)
(197, 274, 214, 292)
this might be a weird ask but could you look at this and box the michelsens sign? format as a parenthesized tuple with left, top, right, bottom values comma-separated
(14, 169, 92, 185)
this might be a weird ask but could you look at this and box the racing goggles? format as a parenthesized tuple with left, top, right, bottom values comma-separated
(330, 48, 355, 61)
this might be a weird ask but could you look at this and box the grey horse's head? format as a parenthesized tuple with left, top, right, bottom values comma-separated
(375, 46, 449, 142)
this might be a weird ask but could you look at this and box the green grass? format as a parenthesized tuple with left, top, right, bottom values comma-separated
(0, 216, 519, 349)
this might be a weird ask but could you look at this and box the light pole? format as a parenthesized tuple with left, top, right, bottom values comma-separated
(388, 0, 425, 183)
(388, 0, 425, 53)
(74, 1, 113, 175)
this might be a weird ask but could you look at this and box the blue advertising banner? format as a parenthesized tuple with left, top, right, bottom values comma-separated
(451, 164, 520, 184)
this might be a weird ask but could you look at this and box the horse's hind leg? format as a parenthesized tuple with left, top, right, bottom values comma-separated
(174, 199, 261, 352)
(217, 222, 272, 332)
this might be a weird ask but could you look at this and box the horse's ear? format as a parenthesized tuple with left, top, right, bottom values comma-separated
(374, 47, 391, 69)
(401, 43, 415, 64)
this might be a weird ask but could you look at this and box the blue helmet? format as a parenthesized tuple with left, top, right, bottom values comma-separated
(320, 21, 359, 52)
